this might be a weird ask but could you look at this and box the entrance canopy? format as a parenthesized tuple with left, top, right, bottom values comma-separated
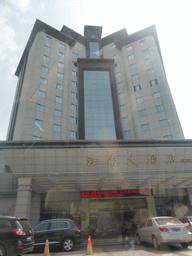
(1, 140, 192, 193)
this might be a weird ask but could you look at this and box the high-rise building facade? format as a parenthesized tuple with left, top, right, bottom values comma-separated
(2, 20, 192, 232)
(7, 20, 184, 141)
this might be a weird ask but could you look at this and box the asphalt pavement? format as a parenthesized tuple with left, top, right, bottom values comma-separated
(28, 237, 192, 256)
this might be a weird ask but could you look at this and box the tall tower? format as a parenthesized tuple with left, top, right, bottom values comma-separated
(7, 20, 184, 141)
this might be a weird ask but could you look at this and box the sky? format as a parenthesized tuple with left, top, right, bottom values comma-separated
(0, 0, 192, 140)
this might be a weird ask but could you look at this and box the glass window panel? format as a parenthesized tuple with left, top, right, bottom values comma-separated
(43, 55, 50, 62)
(36, 104, 44, 112)
(56, 84, 63, 90)
(46, 36, 52, 42)
(34, 119, 43, 128)
(59, 52, 65, 58)
(90, 42, 100, 58)
(126, 45, 132, 51)
(142, 124, 150, 132)
(139, 109, 147, 117)
(130, 64, 136, 70)
(160, 119, 169, 127)
(132, 74, 138, 80)
(53, 124, 61, 132)
(39, 90, 46, 98)
(71, 104, 77, 111)
(117, 82, 123, 88)
(134, 85, 141, 91)
(40, 78, 47, 84)
(137, 97, 143, 104)
(163, 135, 173, 139)
(148, 68, 154, 74)
(156, 105, 164, 112)
(153, 92, 161, 99)
(33, 136, 41, 141)
(60, 43, 65, 49)
(45, 45, 51, 51)
(150, 79, 158, 86)
(84, 71, 116, 140)
(58, 62, 64, 68)
(128, 54, 134, 60)
(54, 109, 62, 117)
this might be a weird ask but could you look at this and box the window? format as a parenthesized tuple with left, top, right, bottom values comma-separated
(160, 119, 169, 127)
(41, 66, 49, 73)
(118, 93, 124, 99)
(156, 105, 164, 112)
(147, 220, 153, 227)
(33, 136, 41, 141)
(141, 123, 150, 132)
(116, 72, 121, 78)
(40, 78, 47, 84)
(120, 104, 126, 111)
(58, 72, 64, 79)
(122, 117, 128, 124)
(113, 54, 118, 59)
(128, 54, 134, 60)
(71, 81, 77, 87)
(53, 124, 61, 132)
(74, 43, 78, 47)
(46, 36, 52, 42)
(72, 71, 77, 77)
(132, 74, 138, 80)
(56, 84, 63, 90)
(163, 134, 173, 139)
(70, 131, 77, 138)
(134, 85, 141, 91)
(90, 42, 100, 58)
(115, 63, 120, 68)
(58, 62, 64, 68)
(43, 55, 50, 62)
(139, 109, 147, 117)
(72, 61, 77, 67)
(117, 82, 123, 88)
(72, 53, 78, 58)
(148, 68, 154, 75)
(71, 117, 77, 124)
(143, 49, 149, 54)
(112, 43, 116, 48)
(44, 45, 51, 51)
(71, 104, 77, 111)
(60, 43, 65, 49)
(36, 104, 44, 112)
(71, 92, 77, 99)
(55, 96, 62, 103)
(153, 92, 161, 99)
(34, 119, 43, 128)
(150, 79, 158, 86)
(124, 130, 131, 138)
(137, 97, 143, 104)
(145, 58, 152, 64)
(38, 90, 46, 98)
(59, 52, 65, 58)
(54, 109, 62, 117)
(130, 64, 136, 70)
(140, 39, 146, 45)
(126, 45, 132, 51)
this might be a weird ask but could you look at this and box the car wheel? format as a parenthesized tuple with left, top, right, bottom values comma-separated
(0, 245, 6, 256)
(152, 236, 159, 249)
(181, 243, 188, 248)
(135, 234, 141, 245)
(62, 238, 74, 251)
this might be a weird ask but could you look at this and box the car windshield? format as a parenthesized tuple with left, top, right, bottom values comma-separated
(155, 218, 181, 225)
(188, 217, 192, 222)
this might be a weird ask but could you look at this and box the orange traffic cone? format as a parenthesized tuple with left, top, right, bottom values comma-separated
(86, 235, 93, 255)
(43, 240, 50, 256)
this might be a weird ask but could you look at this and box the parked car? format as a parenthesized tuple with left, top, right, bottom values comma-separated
(180, 216, 192, 232)
(0, 216, 34, 256)
(33, 219, 83, 252)
(135, 217, 192, 249)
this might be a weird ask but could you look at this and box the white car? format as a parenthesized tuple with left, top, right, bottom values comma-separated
(135, 217, 192, 249)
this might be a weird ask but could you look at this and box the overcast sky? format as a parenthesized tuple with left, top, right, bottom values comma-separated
(0, 0, 191, 140)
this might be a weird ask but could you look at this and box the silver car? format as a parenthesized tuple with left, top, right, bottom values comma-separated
(135, 217, 192, 249)
(180, 216, 192, 232)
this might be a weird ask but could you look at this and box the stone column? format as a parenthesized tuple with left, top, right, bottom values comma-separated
(14, 177, 33, 221)
(81, 198, 89, 234)
(146, 196, 156, 217)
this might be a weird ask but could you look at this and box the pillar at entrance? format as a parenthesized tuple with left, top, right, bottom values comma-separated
(146, 196, 156, 217)
(81, 198, 89, 233)
(14, 177, 33, 221)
